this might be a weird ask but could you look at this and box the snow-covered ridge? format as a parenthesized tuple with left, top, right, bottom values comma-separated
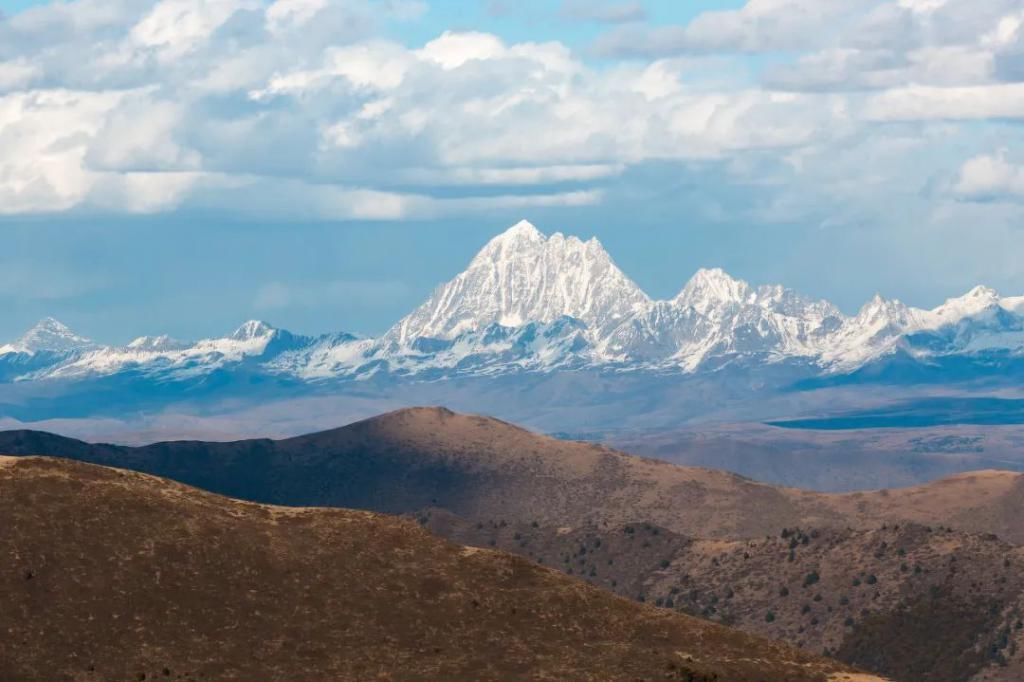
(0, 317, 96, 356)
(3, 220, 1024, 384)
(384, 220, 650, 347)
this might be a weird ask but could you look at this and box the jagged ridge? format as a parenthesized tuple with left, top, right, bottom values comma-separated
(3, 220, 1024, 384)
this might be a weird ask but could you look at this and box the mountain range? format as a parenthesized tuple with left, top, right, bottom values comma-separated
(4, 220, 1024, 388)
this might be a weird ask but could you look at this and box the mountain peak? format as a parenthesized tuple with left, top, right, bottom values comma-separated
(925, 285, 1002, 325)
(127, 335, 190, 352)
(964, 285, 999, 300)
(675, 268, 752, 313)
(385, 221, 649, 345)
(498, 219, 543, 242)
(7, 318, 95, 355)
(230, 320, 277, 341)
(853, 294, 912, 323)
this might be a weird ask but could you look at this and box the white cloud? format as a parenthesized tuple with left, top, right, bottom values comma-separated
(954, 151, 1024, 199)
(400, 164, 625, 186)
(0, 0, 1022, 228)
(418, 31, 507, 69)
(265, 0, 328, 33)
(0, 88, 126, 213)
(595, 0, 866, 56)
(130, 0, 257, 60)
(864, 83, 1024, 120)
(0, 58, 40, 91)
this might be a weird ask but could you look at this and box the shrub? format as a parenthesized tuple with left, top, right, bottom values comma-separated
(803, 571, 820, 587)
(866, 574, 878, 585)
(779, 586, 790, 597)
(765, 611, 776, 623)
(660, 559, 671, 569)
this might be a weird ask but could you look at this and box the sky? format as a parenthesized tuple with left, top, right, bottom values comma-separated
(1, 0, 1023, 343)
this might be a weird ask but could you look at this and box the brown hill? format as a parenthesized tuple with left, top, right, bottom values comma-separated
(420, 512, 1024, 682)
(2, 407, 1023, 543)
(0, 455, 874, 682)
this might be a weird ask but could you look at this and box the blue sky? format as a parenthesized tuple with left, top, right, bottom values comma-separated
(1, 0, 1023, 343)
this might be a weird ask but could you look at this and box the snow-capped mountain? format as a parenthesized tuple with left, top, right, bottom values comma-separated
(2, 220, 1024, 389)
(0, 317, 96, 356)
(384, 220, 650, 347)
(13, 321, 313, 382)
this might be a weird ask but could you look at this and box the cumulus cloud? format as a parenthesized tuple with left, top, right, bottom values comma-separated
(954, 151, 1024, 200)
(594, 0, 865, 56)
(0, 0, 1023, 222)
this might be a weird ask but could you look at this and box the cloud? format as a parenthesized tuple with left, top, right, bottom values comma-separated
(954, 151, 1024, 200)
(594, 0, 865, 56)
(0, 0, 1021, 230)
(0, 58, 40, 91)
(130, 0, 258, 59)
(560, 0, 646, 24)
(863, 83, 1024, 120)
